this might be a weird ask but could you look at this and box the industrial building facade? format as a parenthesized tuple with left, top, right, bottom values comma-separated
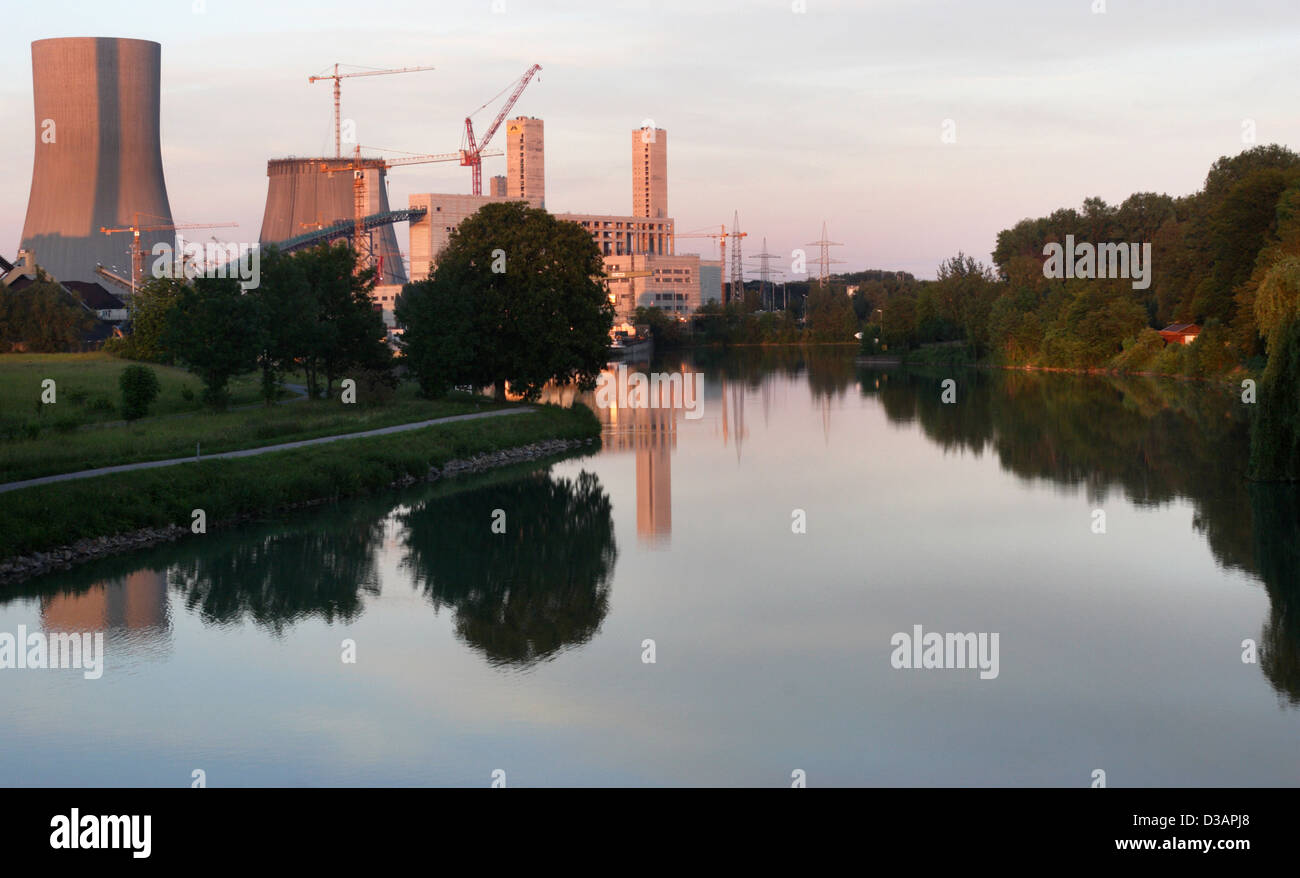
(633, 127, 668, 220)
(506, 117, 545, 208)
(405, 124, 707, 326)
(553, 214, 675, 258)
(602, 253, 702, 319)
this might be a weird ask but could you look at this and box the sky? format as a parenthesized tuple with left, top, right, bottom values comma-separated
(2, 0, 1299, 280)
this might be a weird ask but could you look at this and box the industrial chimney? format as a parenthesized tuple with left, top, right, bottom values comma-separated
(19, 37, 175, 284)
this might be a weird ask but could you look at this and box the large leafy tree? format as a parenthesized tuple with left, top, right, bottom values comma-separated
(248, 246, 312, 404)
(0, 274, 94, 352)
(296, 244, 390, 399)
(398, 201, 613, 400)
(122, 275, 185, 363)
(163, 276, 260, 408)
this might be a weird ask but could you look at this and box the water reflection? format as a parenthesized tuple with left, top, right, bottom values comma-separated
(861, 365, 1300, 704)
(3, 353, 1298, 705)
(4, 460, 613, 668)
(40, 569, 173, 661)
(398, 469, 617, 668)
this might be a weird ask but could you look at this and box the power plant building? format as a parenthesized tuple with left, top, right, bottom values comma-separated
(633, 127, 668, 219)
(506, 117, 545, 208)
(259, 157, 409, 285)
(405, 121, 701, 326)
(19, 37, 174, 285)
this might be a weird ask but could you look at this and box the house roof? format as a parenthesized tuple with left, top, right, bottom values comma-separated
(0, 255, 12, 274)
(1161, 323, 1200, 333)
(63, 281, 125, 311)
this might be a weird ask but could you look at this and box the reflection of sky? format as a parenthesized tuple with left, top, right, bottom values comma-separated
(0, 364, 1296, 786)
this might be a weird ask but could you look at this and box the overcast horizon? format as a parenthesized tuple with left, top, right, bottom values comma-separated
(3, 0, 1300, 280)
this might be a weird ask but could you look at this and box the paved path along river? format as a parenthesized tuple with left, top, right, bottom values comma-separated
(0, 408, 533, 494)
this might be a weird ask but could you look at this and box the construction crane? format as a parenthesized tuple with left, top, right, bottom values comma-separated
(460, 64, 541, 196)
(99, 213, 238, 296)
(674, 222, 748, 306)
(309, 64, 436, 158)
(357, 145, 503, 168)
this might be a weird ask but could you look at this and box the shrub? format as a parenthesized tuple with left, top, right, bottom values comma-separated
(119, 365, 162, 421)
(353, 367, 398, 406)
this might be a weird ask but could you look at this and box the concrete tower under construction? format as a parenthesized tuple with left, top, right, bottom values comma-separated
(506, 117, 544, 208)
(19, 37, 174, 284)
(633, 126, 667, 219)
(259, 157, 407, 285)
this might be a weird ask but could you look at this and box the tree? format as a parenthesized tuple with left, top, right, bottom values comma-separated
(122, 276, 185, 363)
(295, 244, 390, 399)
(394, 276, 478, 398)
(398, 202, 613, 400)
(163, 277, 260, 408)
(248, 247, 312, 404)
(804, 281, 858, 341)
(119, 364, 161, 421)
(0, 274, 94, 353)
(633, 306, 685, 347)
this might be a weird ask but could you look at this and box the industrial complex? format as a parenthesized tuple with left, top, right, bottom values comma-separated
(7, 37, 774, 342)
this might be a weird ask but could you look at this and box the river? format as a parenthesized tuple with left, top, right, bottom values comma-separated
(2, 348, 1297, 786)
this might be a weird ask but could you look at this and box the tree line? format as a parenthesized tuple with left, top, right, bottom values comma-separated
(112, 244, 391, 407)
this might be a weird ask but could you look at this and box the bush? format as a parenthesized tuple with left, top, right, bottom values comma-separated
(119, 365, 162, 421)
(353, 367, 398, 406)
(181, 386, 195, 403)
(1111, 328, 1166, 372)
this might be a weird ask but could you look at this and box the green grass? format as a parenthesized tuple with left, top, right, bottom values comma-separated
(0, 402, 601, 560)
(0, 352, 269, 438)
(0, 381, 501, 483)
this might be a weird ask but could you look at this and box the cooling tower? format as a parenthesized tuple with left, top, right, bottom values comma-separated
(260, 158, 408, 285)
(19, 37, 174, 284)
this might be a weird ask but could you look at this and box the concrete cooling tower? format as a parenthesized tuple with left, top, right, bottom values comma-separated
(260, 158, 408, 285)
(19, 37, 174, 284)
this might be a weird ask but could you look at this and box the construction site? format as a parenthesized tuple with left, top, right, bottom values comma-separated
(7, 36, 844, 340)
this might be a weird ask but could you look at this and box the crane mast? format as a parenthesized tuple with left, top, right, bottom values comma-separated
(460, 64, 541, 195)
(308, 64, 436, 158)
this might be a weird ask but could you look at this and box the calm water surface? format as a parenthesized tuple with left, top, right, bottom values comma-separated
(3, 349, 1298, 786)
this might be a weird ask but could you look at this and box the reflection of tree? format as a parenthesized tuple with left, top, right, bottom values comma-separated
(399, 470, 616, 667)
(168, 507, 385, 634)
(1249, 485, 1300, 704)
(865, 365, 1300, 704)
(865, 367, 1255, 571)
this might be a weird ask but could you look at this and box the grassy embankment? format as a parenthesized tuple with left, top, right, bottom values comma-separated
(0, 378, 501, 483)
(0, 402, 601, 560)
(0, 352, 271, 439)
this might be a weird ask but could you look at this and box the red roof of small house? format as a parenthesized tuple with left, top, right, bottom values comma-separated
(1158, 323, 1201, 343)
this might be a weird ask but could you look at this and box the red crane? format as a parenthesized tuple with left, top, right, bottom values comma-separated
(460, 64, 542, 196)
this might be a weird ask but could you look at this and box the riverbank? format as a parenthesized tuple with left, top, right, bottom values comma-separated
(0, 403, 601, 581)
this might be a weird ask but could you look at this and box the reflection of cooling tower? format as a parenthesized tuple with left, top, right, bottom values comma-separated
(19, 37, 174, 284)
(260, 158, 407, 285)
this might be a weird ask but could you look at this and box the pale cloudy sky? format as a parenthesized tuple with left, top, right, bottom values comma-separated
(2, 0, 1299, 279)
